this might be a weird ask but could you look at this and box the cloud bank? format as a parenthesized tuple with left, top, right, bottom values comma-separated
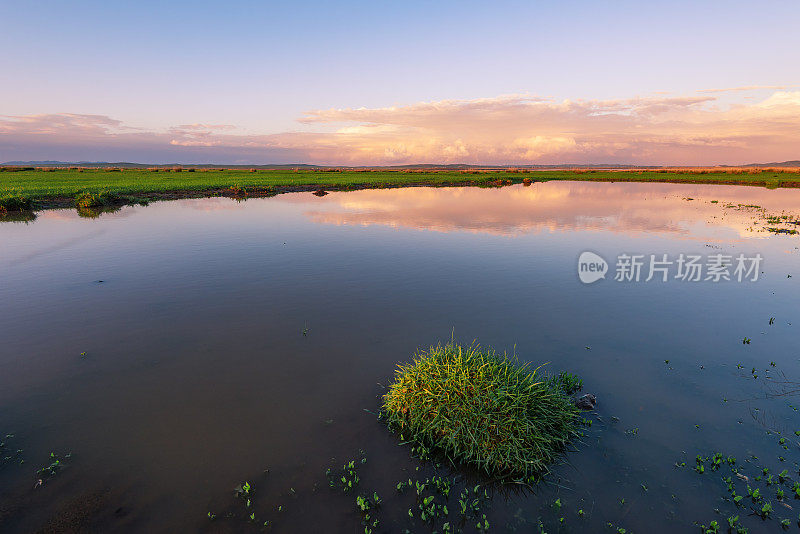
(2, 90, 799, 165)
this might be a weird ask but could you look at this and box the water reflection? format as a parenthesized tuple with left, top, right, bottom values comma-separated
(305, 182, 800, 240)
(1, 181, 799, 534)
(13, 182, 800, 242)
(0, 210, 36, 223)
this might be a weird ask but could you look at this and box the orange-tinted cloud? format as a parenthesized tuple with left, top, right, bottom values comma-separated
(1, 90, 799, 164)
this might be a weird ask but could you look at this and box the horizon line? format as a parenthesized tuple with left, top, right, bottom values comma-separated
(3, 160, 800, 169)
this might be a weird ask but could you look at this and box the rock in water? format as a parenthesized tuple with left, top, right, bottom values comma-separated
(575, 393, 597, 410)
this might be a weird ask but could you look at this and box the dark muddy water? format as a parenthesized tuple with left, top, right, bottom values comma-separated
(1, 182, 799, 533)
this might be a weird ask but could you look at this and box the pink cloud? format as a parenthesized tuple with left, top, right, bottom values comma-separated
(173, 124, 237, 131)
(1, 90, 799, 165)
(0, 114, 126, 136)
(697, 85, 800, 94)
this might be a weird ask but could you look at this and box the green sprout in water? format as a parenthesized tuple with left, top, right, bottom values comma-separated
(36, 452, 71, 482)
(760, 501, 773, 518)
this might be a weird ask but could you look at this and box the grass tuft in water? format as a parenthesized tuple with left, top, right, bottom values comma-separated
(382, 341, 581, 477)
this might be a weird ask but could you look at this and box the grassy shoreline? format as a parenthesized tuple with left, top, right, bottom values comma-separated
(2, 168, 800, 213)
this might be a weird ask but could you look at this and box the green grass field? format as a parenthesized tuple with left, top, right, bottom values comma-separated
(2, 168, 800, 211)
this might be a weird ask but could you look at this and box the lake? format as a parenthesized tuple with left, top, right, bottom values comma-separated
(1, 181, 799, 533)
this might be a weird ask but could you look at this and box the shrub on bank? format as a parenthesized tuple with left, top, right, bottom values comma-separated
(0, 193, 33, 213)
(75, 191, 119, 209)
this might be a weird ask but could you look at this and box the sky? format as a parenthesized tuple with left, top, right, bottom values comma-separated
(1, 0, 799, 165)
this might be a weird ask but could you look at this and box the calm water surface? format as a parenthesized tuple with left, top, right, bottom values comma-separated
(1, 182, 799, 533)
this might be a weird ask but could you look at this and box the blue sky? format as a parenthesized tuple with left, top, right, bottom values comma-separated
(2, 1, 799, 164)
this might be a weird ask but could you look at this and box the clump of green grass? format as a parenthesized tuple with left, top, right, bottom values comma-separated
(75, 190, 119, 209)
(551, 371, 583, 395)
(382, 341, 581, 477)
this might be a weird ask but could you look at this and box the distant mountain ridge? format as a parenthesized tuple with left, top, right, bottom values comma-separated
(3, 160, 799, 169)
(1, 161, 322, 169)
(1, 161, 650, 169)
(741, 160, 800, 167)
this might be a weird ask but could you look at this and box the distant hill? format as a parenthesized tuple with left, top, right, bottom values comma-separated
(2, 161, 657, 170)
(1, 161, 323, 169)
(742, 160, 800, 167)
(3, 160, 799, 169)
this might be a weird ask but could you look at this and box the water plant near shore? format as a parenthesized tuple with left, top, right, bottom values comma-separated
(381, 341, 581, 478)
(0, 192, 33, 214)
(75, 190, 119, 209)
